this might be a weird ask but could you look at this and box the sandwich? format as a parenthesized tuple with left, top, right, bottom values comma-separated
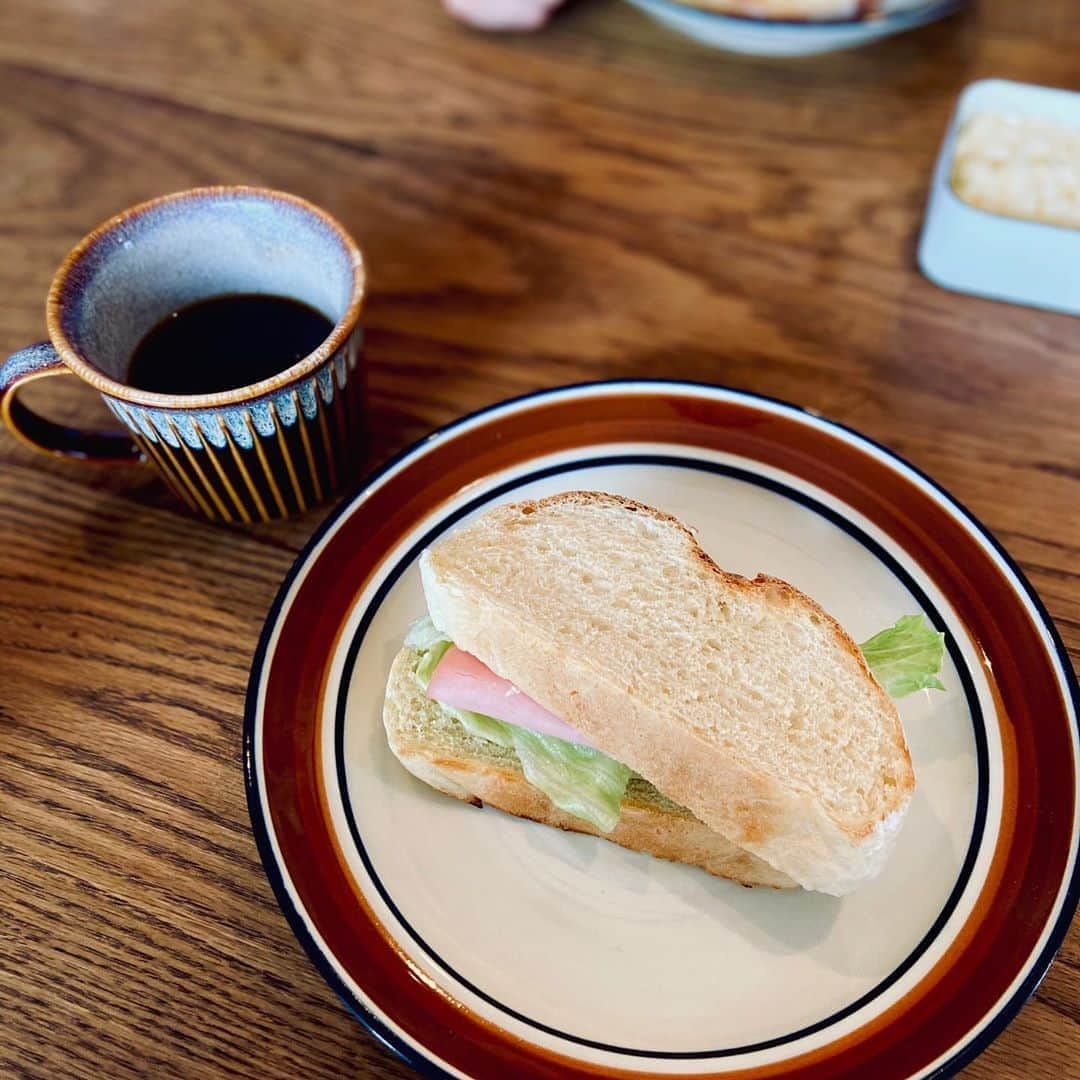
(382, 492, 944, 895)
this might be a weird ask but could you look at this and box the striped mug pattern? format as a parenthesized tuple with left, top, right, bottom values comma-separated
(0, 187, 366, 523)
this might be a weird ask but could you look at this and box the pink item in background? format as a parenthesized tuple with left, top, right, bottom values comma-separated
(442, 0, 566, 31)
(427, 645, 594, 746)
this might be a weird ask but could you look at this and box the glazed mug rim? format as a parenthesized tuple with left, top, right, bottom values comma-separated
(44, 185, 366, 411)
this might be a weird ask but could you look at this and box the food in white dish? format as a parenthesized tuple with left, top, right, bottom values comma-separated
(951, 111, 1080, 230)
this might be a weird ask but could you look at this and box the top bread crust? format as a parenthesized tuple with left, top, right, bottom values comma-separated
(420, 491, 915, 894)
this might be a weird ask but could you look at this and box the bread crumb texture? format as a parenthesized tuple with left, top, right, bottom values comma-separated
(421, 492, 914, 885)
(951, 110, 1080, 230)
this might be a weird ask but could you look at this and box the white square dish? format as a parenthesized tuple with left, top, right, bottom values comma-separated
(918, 78, 1080, 316)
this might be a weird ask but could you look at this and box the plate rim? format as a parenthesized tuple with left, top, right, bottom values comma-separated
(244, 378, 1079, 1080)
(623, 0, 960, 30)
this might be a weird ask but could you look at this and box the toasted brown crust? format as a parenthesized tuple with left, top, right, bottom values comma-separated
(396, 749, 795, 889)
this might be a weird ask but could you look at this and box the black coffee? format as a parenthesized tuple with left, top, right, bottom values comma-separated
(126, 294, 334, 395)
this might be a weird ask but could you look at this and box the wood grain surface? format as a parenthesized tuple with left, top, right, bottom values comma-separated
(0, 1, 1076, 1076)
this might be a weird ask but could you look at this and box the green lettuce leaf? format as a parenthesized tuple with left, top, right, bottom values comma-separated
(452, 706, 630, 831)
(447, 704, 515, 749)
(406, 616, 452, 688)
(408, 616, 631, 831)
(506, 727, 631, 833)
(446, 702, 631, 831)
(416, 638, 451, 689)
(859, 614, 945, 698)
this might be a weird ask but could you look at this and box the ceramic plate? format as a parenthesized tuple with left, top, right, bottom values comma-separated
(245, 381, 1078, 1079)
(620, 0, 961, 57)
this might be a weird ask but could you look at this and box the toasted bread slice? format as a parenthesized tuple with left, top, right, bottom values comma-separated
(384, 644, 795, 888)
(419, 491, 914, 895)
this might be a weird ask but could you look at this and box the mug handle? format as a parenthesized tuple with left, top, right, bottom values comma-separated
(0, 342, 142, 463)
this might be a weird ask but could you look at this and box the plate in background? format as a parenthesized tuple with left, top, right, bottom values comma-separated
(621, 0, 961, 57)
(919, 79, 1080, 315)
(245, 380, 1078, 1079)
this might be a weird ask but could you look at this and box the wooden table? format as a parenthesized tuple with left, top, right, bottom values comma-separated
(0, 2, 1076, 1076)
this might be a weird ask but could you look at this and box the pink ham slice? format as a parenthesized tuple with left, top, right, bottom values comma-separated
(426, 646, 593, 747)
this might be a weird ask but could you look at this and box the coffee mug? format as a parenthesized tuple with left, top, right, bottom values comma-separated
(0, 186, 366, 522)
